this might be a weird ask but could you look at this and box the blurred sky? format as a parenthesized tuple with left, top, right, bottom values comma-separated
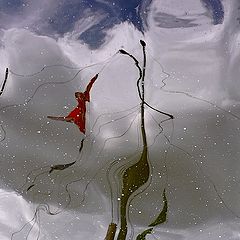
(0, 0, 224, 48)
(1, 1, 240, 240)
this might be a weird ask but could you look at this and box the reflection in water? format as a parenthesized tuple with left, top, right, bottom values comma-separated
(105, 223, 117, 240)
(136, 228, 153, 240)
(0, 68, 8, 96)
(4, 40, 172, 240)
(1, 38, 240, 240)
(115, 41, 172, 240)
(1, 1, 240, 240)
(117, 40, 167, 240)
(149, 189, 167, 227)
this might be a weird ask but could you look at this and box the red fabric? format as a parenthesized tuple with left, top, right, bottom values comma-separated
(66, 75, 97, 134)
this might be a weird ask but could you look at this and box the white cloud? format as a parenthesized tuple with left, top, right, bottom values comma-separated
(0, 0, 58, 31)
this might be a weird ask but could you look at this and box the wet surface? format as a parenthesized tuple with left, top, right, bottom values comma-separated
(1, 1, 240, 240)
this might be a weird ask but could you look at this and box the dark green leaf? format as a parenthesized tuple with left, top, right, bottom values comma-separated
(148, 188, 168, 227)
(136, 228, 153, 240)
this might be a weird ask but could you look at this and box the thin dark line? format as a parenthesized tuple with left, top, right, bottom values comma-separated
(0, 68, 8, 96)
(119, 50, 174, 119)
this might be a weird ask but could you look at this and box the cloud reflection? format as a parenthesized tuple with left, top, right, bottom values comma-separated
(0, 0, 240, 239)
